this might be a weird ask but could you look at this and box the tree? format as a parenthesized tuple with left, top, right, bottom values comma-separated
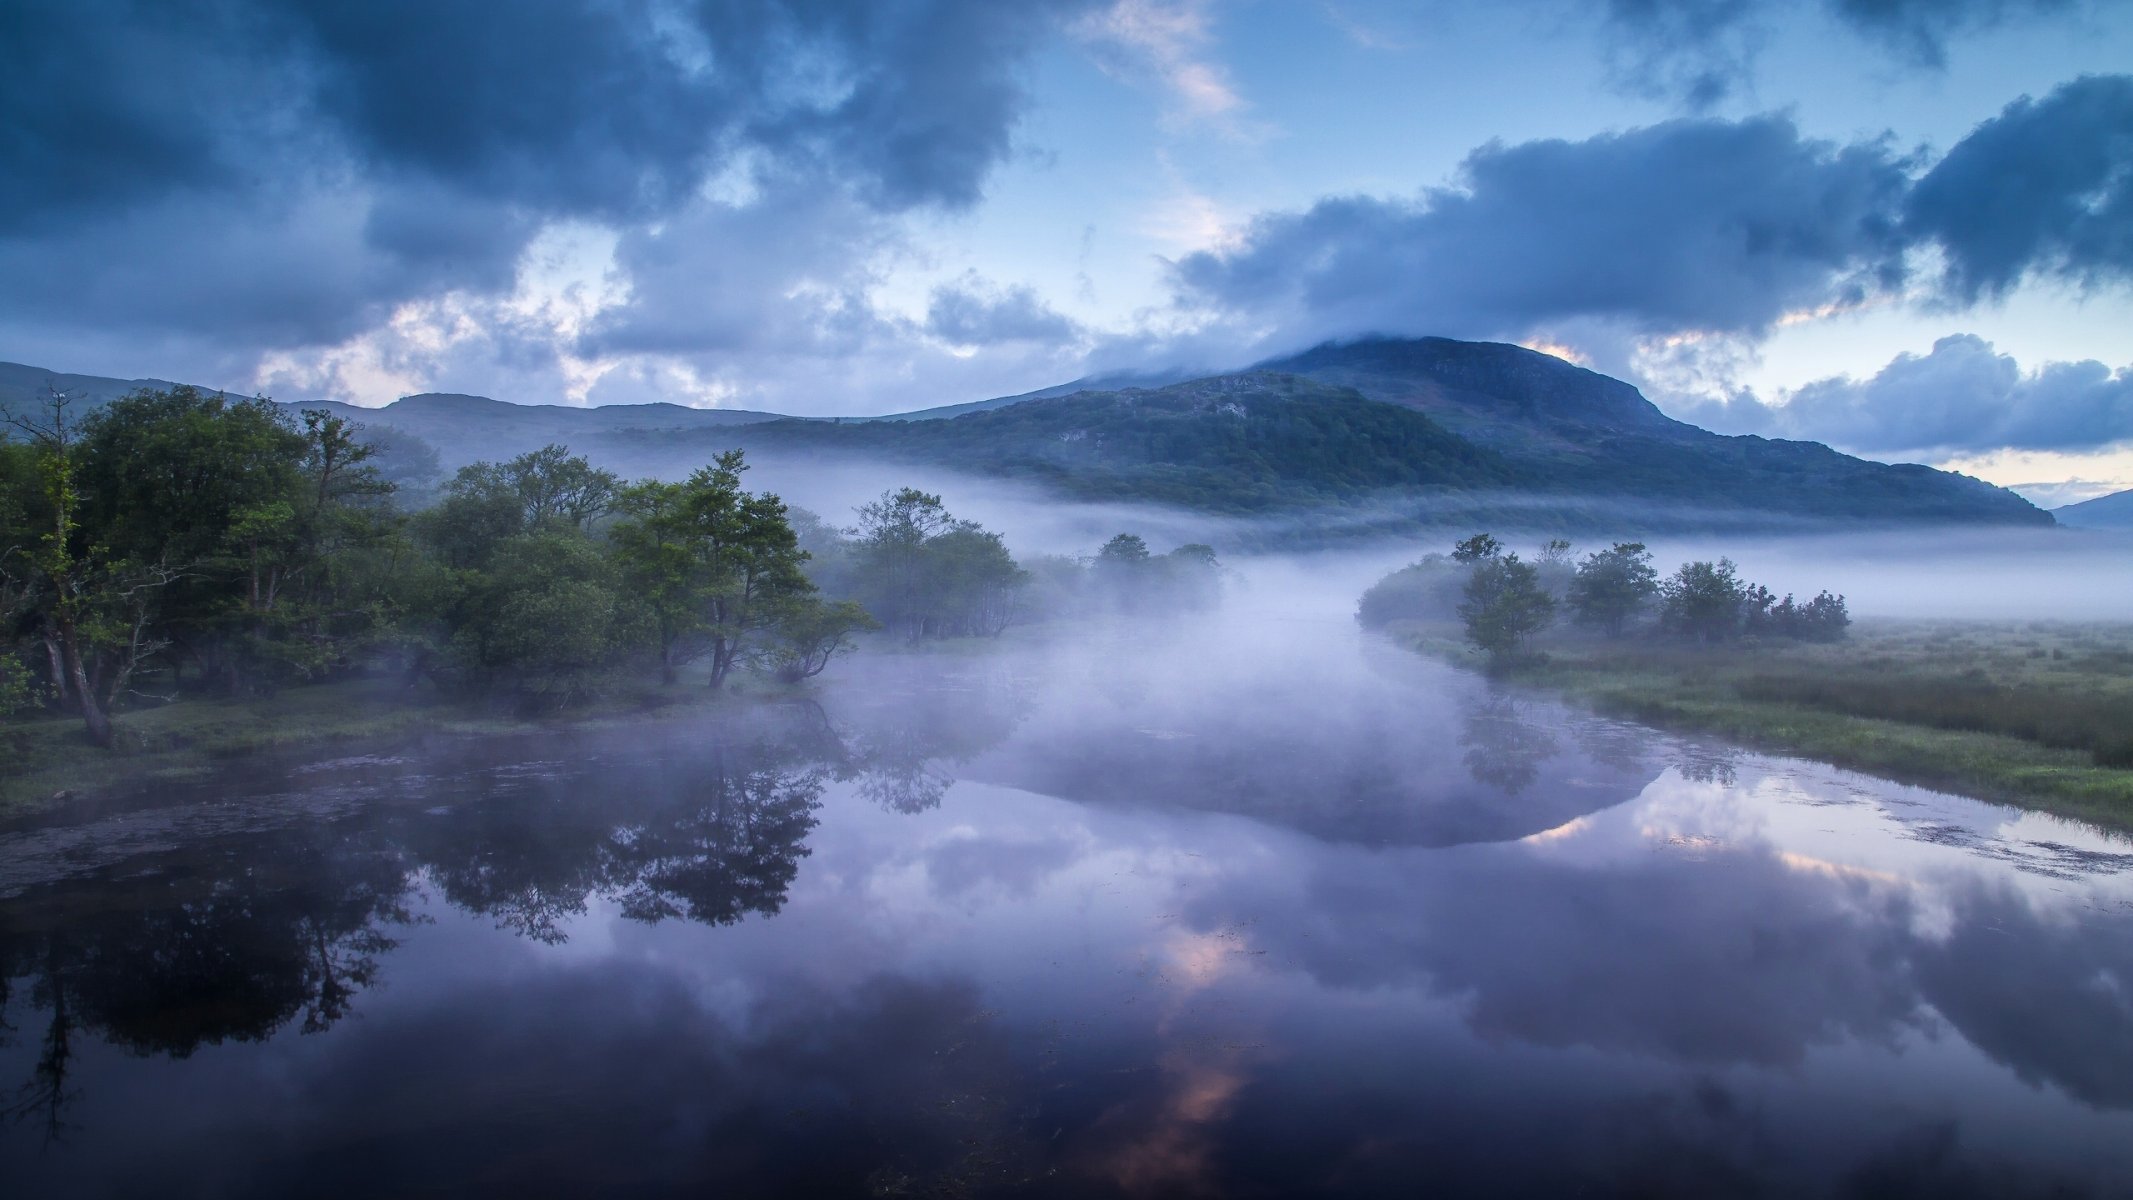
(1458, 553, 1555, 660)
(608, 451, 816, 689)
(1659, 558, 1747, 643)
(852, 488, 956, 639)
(449, 530, 628, 704)
(1451, 532, 1502, 564)
(1, 388, 186, 745)
(1096, 533, 1151, 566)
(419, 445, 618, 569)
(762, 598, 876, 683)
(1568, 542, 1659, 637)
(849, 489, 1025, 639)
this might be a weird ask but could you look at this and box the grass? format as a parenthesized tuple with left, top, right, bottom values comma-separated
(1393, 617, 2133, 834)
(0, 628, 1043, 821)
(0, 670, 794, 820)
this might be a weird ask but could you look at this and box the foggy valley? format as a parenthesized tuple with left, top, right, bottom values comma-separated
(5, 3, 2133, 1198)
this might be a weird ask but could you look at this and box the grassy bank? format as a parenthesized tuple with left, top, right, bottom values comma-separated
(1394, 618, 2133, 833)
(0, 672, 776, 820)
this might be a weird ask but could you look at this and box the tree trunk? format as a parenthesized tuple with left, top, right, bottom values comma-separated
(58, 624, 112, 748)
(42, 633, 74, 713)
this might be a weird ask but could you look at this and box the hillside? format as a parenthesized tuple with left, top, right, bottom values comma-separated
(2, 339, 2051, 528)
(1255, 337, 2045, 525)
(0, 365, 783, 467)
(2054, 488, 2133, 529)
(721, 373, 1515, 511)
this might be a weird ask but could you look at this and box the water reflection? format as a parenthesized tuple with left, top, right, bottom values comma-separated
(1, 829, 417, 1142)
(2, 626, 2132, 1195)
(1458, 693, 1561, 796)
(412, 717, 833, 940)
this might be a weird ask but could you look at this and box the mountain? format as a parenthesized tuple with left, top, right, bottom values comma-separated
(871, 367, 1198, 421)
(0, 364, 786, 468)
(2054, 488, 2133, 529)
(2, 338, 2052, 529)
(726, 372, 1517, 510)
(602, 338, 2046, 527)
(1252, 337, 2044, 525)
(295, 393, 785, 464)
(0, 361, 239, 416)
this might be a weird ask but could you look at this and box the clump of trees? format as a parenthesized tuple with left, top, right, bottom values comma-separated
(1357, 532, 1849, 662)
(1020, 533, 1223, 618)
(0, 386, 875, 745)
(804, 487, 1029, 640)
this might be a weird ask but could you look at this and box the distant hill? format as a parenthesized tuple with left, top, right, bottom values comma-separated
(1251, 337, 2045, 526)
(2, 338, 2052, 529)
(0, 363, 786, 467)
(601, 338, 2047, 527)
(726, 372, 1516, 510)
(0, 361, 246, 416)
(870, 367, 1197, 422)
(2054, 488, 2133, 529)
(294, 393, 786, 466)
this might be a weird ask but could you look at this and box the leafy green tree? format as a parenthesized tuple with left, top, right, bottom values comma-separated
(852, 488, 957, 639)
(1459, 553, 1555, 661)
(1, 389, 194, 744)
(1568, 542, 1659, 637)
(849, 488, 1025, 639)
(448, 531, 629, 704)
(762, 598, 877, 683)
(1451, 532, 1502, 563)
(608, 451, 815, 688)
(1660, 558, 1747, 643)
(926, 523, 1026, 636)
(419, 445, 618, 569)
(1096, 533, 1151, 566)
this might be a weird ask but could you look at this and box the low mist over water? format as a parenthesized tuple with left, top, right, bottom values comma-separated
(6, 560, 2130, 1197)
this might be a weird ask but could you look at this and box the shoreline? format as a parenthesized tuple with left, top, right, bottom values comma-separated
(1389, 618, 2133, 834)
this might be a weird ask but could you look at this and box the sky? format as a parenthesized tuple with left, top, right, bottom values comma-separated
(3, 0, 2131, 502)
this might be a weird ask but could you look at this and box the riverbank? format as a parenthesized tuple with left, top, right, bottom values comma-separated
(0, 673, 782, 820)
(1392, 617, 2133, 833)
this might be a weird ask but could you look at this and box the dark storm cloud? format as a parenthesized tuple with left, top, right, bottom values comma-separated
(1829, 0, 2081, 67)
(925, 276, 1083, 346)
(1680, 335, 2133, 457)
(1176, 75, 2133, 375)
(1589, 0, 2088, 105)
(1172, 114, 1912, 347)
(0, 0, 1087, 357)
(1906, 75, 2133, 302)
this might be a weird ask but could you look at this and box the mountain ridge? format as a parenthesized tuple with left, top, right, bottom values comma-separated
(0, 338, 2051, 528)
(2053, 488, 2133, 529)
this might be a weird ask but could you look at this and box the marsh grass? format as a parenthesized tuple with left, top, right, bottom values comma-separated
(1398, 617, 2133, 832)
(0, 670, 794, 818)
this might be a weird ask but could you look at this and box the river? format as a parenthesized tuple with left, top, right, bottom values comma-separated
(4, 566, 2130, 1197)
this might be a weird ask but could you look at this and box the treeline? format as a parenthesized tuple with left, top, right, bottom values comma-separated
(2, 386, 1223, 749)
(1358, 533, 1849, 659)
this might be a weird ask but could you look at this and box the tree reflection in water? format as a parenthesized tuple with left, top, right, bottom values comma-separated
(0, 704, 852, 1138)
(832, 661, 1034, 814)
(413, 712, 834, 940)
(1459, 693, 1561, 796)
(1, 832, 417, 1143)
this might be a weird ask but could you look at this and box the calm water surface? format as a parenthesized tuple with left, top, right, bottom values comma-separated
(4, 583, 2132, 1197)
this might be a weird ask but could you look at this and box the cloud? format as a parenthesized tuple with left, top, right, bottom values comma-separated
(1905, 74, 2133, 302)
(1830, 0, 2081, 68)
(1585, 0, 2091, 106)
(0, 0, 1090, 381)
(1170, 113, 1912, 354)
(1074, 0, 1246, 124)
(926, 276, 1084, 346)
(1678, 335, 2133, 458)
(1592, 0, 1767, 110)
